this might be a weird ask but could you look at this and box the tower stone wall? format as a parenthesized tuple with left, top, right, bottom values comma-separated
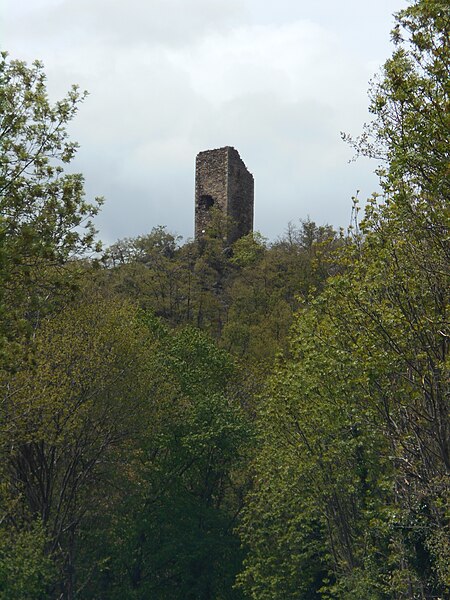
(195, 146, 254, 244)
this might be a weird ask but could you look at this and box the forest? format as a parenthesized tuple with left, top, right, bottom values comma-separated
(0, 1, 448, 598)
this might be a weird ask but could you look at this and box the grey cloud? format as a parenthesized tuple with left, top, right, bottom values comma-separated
(77, 87, 379, 245)
(8, 0, 244, 49)
(3, 0, 397, 244)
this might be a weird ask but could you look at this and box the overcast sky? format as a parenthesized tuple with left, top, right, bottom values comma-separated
(2, 0, 408, 244)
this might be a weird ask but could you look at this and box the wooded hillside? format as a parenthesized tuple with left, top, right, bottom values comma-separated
(0, 1, 448, 598)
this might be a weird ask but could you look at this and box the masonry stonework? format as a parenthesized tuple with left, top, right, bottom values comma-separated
(195, 146, 254, 244)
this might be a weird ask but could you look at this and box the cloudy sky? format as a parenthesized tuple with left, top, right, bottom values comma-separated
(3, 0, 407, 244)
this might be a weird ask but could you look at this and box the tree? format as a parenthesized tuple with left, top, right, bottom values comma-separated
(344, 1, 449, 204)
(222, 224, 340, 367)
(0, 53, 102, 364)
(1, 292, 158, 598)
(345, 4, 449, 590)
(0, 520, 55, 599)
(238, 301, 392, 599)
(240, 1, 449, 597)
(102, 227, 188, 323)
(86, 319, 253, 600)
(0, 53, 108, 598)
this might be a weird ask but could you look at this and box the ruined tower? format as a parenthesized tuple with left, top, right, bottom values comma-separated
(195, 146, 254, 244)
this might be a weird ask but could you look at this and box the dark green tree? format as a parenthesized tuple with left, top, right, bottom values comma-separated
(88, 319, 253, 600)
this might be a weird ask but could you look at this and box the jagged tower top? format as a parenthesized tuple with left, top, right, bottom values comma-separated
(195, 146, 254, 244)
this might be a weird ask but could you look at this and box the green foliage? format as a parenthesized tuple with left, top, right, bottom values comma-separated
(105, 226, 182, 267)
(86, 321, 253, 599)
(0, 53, 101, 260)
(0, 292, 159, 597)
(346, 10, 450, 592)
(0, 520, 55, 599)
(0, 53, 102, 368)
(222, 221, 341, 366)
(344, 0, 449, 204)
(230, 232, 267, 268)
(241, 2, 449, 598)
(238, 300, 392, 599)
(2, 2, 446, 596)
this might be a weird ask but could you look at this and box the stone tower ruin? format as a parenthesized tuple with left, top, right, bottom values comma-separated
(195, 146, 254, 244)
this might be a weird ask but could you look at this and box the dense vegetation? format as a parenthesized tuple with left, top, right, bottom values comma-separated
(0, 1, 448, 598)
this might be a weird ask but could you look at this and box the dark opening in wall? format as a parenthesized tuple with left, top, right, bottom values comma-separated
(199, 194, 214, 209)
